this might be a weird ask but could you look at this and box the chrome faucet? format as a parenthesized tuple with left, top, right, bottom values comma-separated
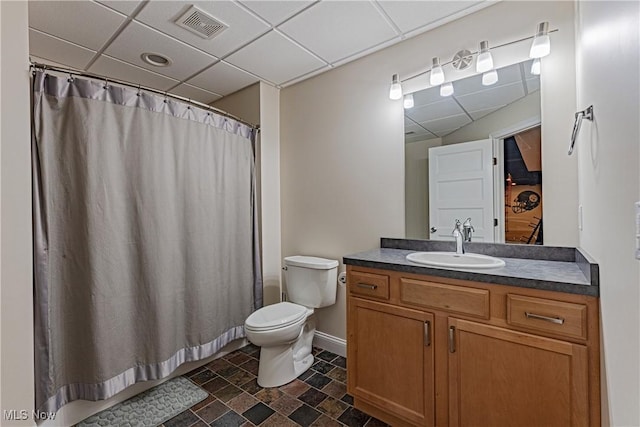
(452, 219, 464, 254)
(462, 218, 475, 243)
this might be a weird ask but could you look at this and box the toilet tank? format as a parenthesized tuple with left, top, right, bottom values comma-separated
(284, 256, 339, 308)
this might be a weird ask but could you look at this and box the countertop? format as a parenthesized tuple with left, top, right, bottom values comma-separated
(343, 239, 599, 297)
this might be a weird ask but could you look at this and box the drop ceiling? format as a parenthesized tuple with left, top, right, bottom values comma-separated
(28, 0, 493, 105)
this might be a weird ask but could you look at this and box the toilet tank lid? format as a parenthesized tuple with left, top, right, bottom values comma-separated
(284, 255, 339, 270)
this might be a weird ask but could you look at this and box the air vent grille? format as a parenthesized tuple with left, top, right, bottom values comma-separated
(175, 6, 227, 40)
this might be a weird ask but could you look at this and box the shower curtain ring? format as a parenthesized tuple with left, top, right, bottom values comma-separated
(103, 78, 109, 90)
(137, 84, 142, 96)
(187, 99, 191, 109)
(164, 91, 168, 103)
(67, 73, 74, 83)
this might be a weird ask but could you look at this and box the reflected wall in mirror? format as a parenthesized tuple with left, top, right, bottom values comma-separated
(405, 59, 542, 244)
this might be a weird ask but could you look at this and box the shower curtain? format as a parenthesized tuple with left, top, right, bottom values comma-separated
(32, 70, 262, 413)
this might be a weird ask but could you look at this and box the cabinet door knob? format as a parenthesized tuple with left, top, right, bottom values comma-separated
(424, 320, 431, 347)
(448, 326, 456, 353)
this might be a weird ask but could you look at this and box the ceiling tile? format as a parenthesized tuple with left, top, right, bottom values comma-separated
(136, 1, 270, 58)
(279, 1, 397, 63)
(97, 0, 143, 16)
(239, 0, 316, 26)
(170, 83, 222, 104)
(406, 133, 438, 143)
(28, 1, 126, 51)
(456, 81, 526, 113)
(420, 114, 472, 134)
(88, 55, 179, 91)
(105, 21, 217, 81)
(468, 106, 501, 120)
(526, 79, 540, 94)
(412, 86, 442, 106)
(29, 29, 97, 70)
(405, 98, 465, 124)
(454, 63, 523, 96)
(377, 1, 483, 33)
(188, 61, 259, 96)
(433, 128, 462, 137)
(226, 31, 325, 85)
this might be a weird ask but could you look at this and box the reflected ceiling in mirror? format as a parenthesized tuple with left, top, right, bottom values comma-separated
(404, 60, 539, 144)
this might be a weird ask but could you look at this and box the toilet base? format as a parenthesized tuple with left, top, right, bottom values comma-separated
(256, 317, 315, 388)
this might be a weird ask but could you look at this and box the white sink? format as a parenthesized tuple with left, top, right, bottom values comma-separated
(406, 252, 506, 269)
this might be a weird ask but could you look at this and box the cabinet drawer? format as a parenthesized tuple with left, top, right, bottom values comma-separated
(507, 294, 587, 340)
(349, 271, 389, 300)
(400, 278, 489, 318)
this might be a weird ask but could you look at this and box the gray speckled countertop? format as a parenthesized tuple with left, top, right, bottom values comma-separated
(343, 240, 599, 297)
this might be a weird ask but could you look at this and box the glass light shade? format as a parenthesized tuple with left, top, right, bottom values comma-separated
(389, 73, 402, 100)
(440, 82, 454, 97)
(476, 41, 493, 73)
(430, 57, 445, 86)
(529, 34, 550, 58)
(531, 58, 541, 75)
(482, 70, 498, 86)
(403, 93, 414, 109)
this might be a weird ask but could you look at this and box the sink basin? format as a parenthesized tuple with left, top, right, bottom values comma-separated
(406, 252, 506, 269)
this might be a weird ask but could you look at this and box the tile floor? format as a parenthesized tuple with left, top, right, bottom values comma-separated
(162, 345, 388, 427)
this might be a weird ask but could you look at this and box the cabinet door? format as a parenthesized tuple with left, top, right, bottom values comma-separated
(348, 297, 434, 426)
(448, 318, 588, 427)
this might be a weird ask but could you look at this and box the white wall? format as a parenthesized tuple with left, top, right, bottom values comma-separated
(575, 1, 640, 425)
(280, 0, 579, 340)
(0, 2, 35, 425)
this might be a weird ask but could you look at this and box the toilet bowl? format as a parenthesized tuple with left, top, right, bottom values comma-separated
(244, 255, 338, 388)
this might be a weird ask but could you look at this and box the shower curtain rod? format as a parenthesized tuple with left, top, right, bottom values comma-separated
(30, 61, 260, 131)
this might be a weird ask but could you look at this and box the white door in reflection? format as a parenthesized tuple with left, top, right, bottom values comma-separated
(428, 139, 495, 242)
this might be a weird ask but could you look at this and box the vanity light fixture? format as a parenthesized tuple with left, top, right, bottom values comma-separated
(531, 58, 541, 75)
(389, 73, 402, 100)
(430, 57, 445, 86)
(476, 41, 494, 73)
(482, 70, 498, 86)
(530, 22, 551, 58)
(403, 93, 414, 109)
(440, 82, 454, 97)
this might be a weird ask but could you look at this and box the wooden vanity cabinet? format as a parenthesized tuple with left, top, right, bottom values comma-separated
(346, 265, 600, 427)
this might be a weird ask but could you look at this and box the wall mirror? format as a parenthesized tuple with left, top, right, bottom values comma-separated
(405, 59, 543, 244)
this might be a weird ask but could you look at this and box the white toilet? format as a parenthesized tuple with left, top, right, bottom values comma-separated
(244, 255, 338, 388)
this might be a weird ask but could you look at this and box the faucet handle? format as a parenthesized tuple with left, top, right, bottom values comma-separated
(463, 217, 474, 232)
(452, 219, 462, 234)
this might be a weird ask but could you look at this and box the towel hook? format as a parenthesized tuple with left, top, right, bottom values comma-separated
(568, 105, 594, 155)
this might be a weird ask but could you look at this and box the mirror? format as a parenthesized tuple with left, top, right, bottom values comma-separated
(405, 59, 542, 243)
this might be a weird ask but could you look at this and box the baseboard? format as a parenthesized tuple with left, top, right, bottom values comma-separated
(313, 331, 346, 357)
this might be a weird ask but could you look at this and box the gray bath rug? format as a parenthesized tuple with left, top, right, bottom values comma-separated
(77, 376, 208, 427)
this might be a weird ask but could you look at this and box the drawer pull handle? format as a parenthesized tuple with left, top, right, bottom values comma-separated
(525, 312, 565, 325)
(449, 326, 456, 353)
(424, 320, 431, 347)
(357, 283, 378, 290)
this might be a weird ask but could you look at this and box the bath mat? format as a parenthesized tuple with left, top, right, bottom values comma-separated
(77, 376, 208, 427)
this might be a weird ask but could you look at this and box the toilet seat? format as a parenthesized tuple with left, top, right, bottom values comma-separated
(245, 302, 310, 332)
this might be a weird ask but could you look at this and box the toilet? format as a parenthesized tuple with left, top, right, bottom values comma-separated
(244, 255, 339, 388)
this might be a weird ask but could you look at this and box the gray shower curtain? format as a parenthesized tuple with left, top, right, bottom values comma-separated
(32, 70, 262, 413)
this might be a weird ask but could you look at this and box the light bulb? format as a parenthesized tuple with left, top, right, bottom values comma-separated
(476, 41, 494, 73)
(530, 22, 551, 58)
(531, 58, 541, 75)
(440, 82, 454, 97)
(403, 93, 414, 109)
(430, 57, 445, 86)
(482, 70, 498, 86)
(389, 73, 402, 100)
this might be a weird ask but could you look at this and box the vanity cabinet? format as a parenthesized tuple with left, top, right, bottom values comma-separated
(346, 266, 600, 427)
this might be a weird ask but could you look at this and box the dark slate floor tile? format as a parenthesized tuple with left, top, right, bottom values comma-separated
(190, 394, 217, 411)
(297, 368, 315, 381)
(239, 344, 260, 355)
(297, 388, 328, 407)
(210, 410, 247, 427)
(338, 407, 371, 427)
(239, 378, 262, 395)
(340, 394, 354, 405)
(364, 417, 390, 427)
(228, 352, 251, 366)
(242, 402, 275, 425)
(311, 361, 334, 375)
(214, 384, 244, 403)
(288, 404, 321, 427)
(186, 366, 206, 378)
(196, 400, 230, 424)
(218, 365, 241, 379)
(316, 351, 338, 363)
(202, 377, 231, 394)
(326, 367, 346, 383)
(304, 373, 332, 390)
(239, 359, 259, 376)
(190, 369, 217, 385)
(164, 409, 200, 427)
(331, 356, 346, 369)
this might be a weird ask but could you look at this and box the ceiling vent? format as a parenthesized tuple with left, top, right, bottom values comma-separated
(174, 6, 227, 40)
